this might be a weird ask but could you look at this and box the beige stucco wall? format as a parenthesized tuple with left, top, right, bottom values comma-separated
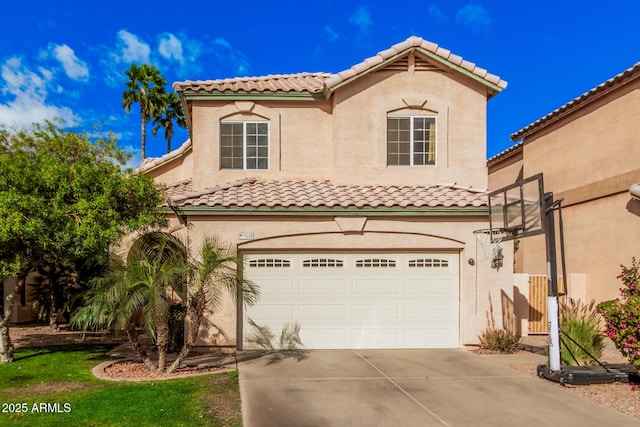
(145, 149, 194, 186)
(489, 77, 640, 305)
(179, 214, 513, 348)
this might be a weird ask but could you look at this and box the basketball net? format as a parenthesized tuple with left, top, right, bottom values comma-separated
(473, 229, 504, 261)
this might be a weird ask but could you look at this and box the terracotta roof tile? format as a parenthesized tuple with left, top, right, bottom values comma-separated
(165, 179, 487, 209)
(511, 62, 640, 141)
(173, 72, 333, 94)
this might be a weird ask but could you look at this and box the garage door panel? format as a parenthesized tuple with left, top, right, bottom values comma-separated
(405, 279, 454, 296)
(244, 252, 459, 349)
(255, 280, 296, 297)
(248, 305, 296, 321)
(299, 304, 347, 321)
(352, 280, 401, 296)
(299, 280, 348, 296)
(405, 305, 453, 320)
(353, 305, 400, 320)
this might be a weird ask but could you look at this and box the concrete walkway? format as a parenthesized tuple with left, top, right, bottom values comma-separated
(238, 349, 638, 427)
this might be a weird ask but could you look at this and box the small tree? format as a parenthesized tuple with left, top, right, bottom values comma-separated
(72, 232, 259, 374)
(0, 122, 166, 362)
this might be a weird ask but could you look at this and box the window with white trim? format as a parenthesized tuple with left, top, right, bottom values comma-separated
(387, 116, 436, 166)
(220, 121, 269, 170)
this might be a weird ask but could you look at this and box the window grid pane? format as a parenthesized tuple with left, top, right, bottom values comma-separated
(387, 118, 411, 166)
(387, 116, 435, 166)
(220, 123, 244, 169)
(220, 122, 269, 170)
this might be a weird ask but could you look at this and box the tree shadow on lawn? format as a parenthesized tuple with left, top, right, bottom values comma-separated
(13, 343, 118, 362)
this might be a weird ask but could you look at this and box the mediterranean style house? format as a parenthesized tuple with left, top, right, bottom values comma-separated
(489, 62, 640, 308)
(141, 36, 513, 349)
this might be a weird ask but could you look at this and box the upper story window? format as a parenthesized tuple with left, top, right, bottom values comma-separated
(220, 121, 269, 170)
(387, 116, 436, 166)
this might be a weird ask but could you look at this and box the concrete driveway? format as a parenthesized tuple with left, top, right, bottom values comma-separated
(239, 349, 638, 427)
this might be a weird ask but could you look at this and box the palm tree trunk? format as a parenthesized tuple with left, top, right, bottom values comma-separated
(166, 290, 205, 373)
(126, 325, 157, 372)
(156, 318, 169, 372)
(141, 116, 147, 160)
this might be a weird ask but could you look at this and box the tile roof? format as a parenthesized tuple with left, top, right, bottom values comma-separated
(173, 72, 332, 94)
(486, 141, 523, 167)
(510, 62, 640, 141)
(173, 36, 506, 95)
(324, 36, 507, 92)
(165, 178, 487, 209)
(137, 139, 192, 172)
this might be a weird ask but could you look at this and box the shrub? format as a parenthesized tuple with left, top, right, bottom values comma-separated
(478, 328, 521, 353)
(598, 258, 640, 369)
(559, 298, 604, 366)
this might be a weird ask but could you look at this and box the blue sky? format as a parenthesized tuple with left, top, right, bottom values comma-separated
(2, 1, 639, 166)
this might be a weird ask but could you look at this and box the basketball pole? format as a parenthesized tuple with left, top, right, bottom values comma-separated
(543, 192, 562, 371)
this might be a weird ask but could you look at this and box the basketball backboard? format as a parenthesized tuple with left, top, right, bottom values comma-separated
(488, 173, 545, 241)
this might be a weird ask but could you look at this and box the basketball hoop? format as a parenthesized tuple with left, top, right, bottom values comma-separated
(473, 228, 505, 262)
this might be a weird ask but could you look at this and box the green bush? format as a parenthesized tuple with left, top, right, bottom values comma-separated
(478, 328, 520, 353)
(598, 258, 640, 369)
(559, 298, 604, 366)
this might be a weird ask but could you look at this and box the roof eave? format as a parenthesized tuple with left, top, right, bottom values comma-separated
(161, 205, 489, 216)
(180, 90, 327, 102)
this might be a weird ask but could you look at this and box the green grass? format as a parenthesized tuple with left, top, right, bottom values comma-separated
(0, 345, 242, 426)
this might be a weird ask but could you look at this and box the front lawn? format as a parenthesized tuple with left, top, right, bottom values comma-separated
(0, 344, 242, 426)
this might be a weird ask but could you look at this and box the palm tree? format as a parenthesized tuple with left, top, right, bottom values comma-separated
(122, 64, 167, 160)
(152, 92, 186, 154)
(71, 232, 259, 374)
(167, 236, 259, 373)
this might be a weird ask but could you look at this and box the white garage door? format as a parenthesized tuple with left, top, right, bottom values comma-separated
(242, 252, 459, 349)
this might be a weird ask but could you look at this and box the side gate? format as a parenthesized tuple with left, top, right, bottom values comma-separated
(528, 275, 565, 334)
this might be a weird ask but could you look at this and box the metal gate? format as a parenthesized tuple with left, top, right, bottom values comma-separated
(528, 275, 565, 334)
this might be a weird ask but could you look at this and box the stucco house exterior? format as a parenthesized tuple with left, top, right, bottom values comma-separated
(488, 62, 640, 309)
(142, 36, 513, 350)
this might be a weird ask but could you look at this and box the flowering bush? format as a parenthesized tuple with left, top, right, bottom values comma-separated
(597, 258, 640, 370)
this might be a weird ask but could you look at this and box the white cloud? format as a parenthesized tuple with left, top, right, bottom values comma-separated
(121, 144, 143, 170)
(456, 3, 492, 34)
(324, 26, 340, 42)
(349, 6, 373, 33)
(429, 5, 447, 21)
(0, 57, 79, 128)
(213, 38, 250, 75)
(116, 29, 151, 63)
(158, 33, 184, 64)
(52, 44, 89, 81)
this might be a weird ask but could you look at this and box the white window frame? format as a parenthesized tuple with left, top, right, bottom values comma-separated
(387, 116, 437, 167)
(220, 121, 270, 170)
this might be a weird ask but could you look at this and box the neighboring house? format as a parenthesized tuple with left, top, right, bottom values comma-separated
(142, 36, 513, 349)
(489, 63, 640, 308)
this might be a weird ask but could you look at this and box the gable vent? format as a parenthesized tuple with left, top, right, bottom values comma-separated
(378, 55, 442, 73)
